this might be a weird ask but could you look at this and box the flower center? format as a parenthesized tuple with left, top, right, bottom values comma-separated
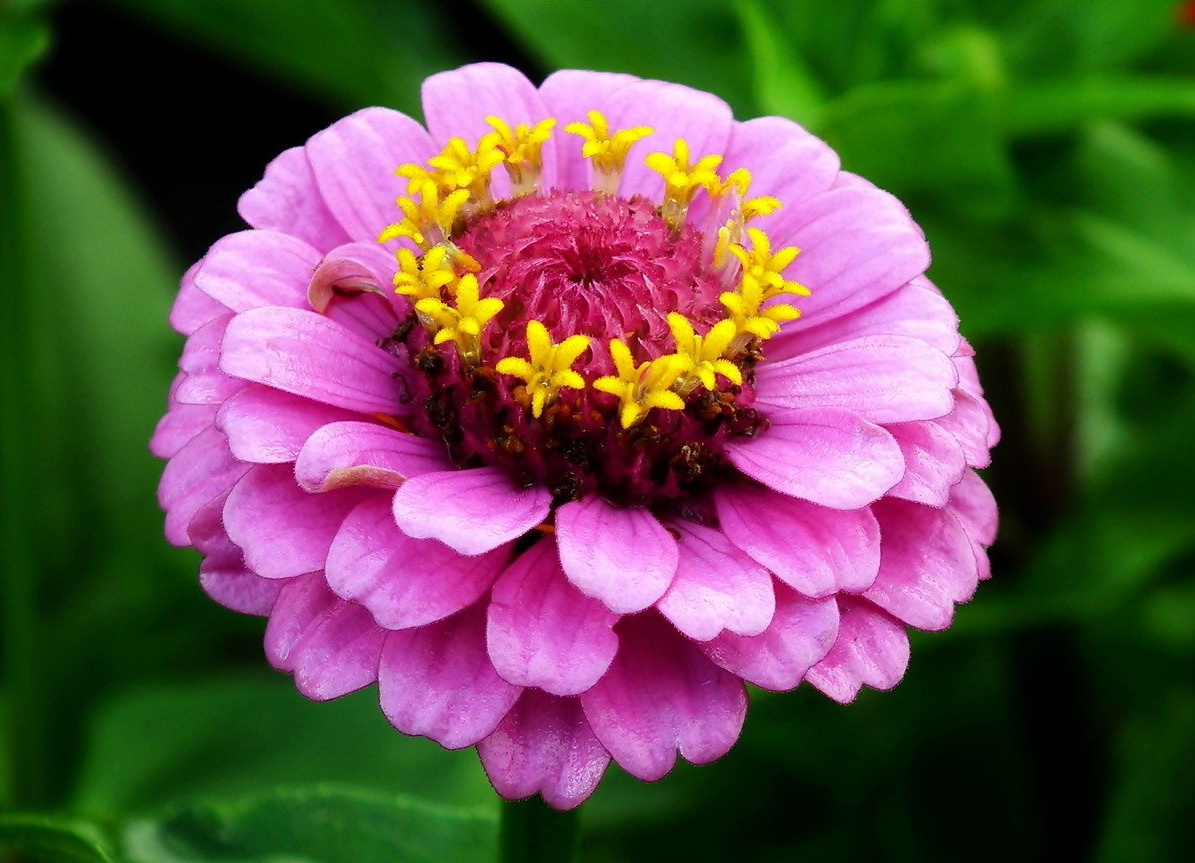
(378, 112, 810, 510)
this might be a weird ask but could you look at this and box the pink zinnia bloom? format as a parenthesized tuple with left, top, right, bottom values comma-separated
(153, 63, 998, 809)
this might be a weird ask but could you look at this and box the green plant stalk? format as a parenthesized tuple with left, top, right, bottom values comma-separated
(0, 94, 48, 808)
(499, 798, 579, 863)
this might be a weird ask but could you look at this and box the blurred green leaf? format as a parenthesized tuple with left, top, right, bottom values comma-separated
(72, 673, 496, 813)
(479, 0, 755, 115)
(736, 0, 824, 128)
(1096, 693, 1195, 863)
(1007, 77, 1195, 137)
(0, 14, 50, 98)
(121, 785, 497, 863)
(98, 0, 463, 115)
(0, 812, 118, 863)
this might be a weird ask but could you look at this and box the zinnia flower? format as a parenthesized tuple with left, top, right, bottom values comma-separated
(153, 63, 998, 810)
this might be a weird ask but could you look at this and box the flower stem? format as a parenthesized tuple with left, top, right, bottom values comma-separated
(498, 798, 580, 863)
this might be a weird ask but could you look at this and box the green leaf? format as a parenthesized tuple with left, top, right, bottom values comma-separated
(479, 0, 755, 115)
(1007, 77, 1195, 138)
(736, 0, 824, 128)
(0, 813, 118, 863)
(122, 785, 497, 863)
(97, 0, 464, 115)
(0, 15, 50, 98)
(72, 673, 496, 814)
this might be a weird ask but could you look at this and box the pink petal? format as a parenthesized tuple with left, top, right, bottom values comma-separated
(200, 564, 283, 616)
(486, 538, 619, 696)
(223, 463, 365, 579)
(805, 597, 910, 704)
(555, 496, 679, 614)
(949, 469, 998, 547)
(308, 242, 401, 313)
(194, 230, 320, 311)
(862, 498, 978, 631)
(538, 69, 638, 191)
(219, 306, 404, 413)
(422, 63, 557, 198)
(726, 407, 904, 510)
(217, 385, 359, 465)
(716, 483, 881, 596)
(771, 185, 929, 321)
(769, 277, 961, 362)
(391, 466, 551, 556)
(755, 335, 958, 424)
(886, 421, 968, 507)
(478, 690, 610, 810)
(306, 107, 435, 243)
(158, 427, 249, 547)
(150, 402, 218, 459)
(173, 316, 240, 406)
(238, 144, 353, 251)
(170, 260, 229, 336)
(717, 116, 839, 240)
(322, 291, 403, 343)
(599, 78, 734, 200)
(935, 389, 994, 468)
(656, 519, 775, 640)
(580, 614, 747, 781)
(295, 422, 450, 492)
(379, 603, 522, 749)
(264, 574, 385, 701)
(702, 584, 840, 691)
(325, 497, 508, 630)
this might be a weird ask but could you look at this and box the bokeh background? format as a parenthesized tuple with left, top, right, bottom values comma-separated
(4, 0, 1195, 860)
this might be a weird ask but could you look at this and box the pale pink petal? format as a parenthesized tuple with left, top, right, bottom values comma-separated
(173, 316, 240, 406)
(716, 116, 839, 240)
(726, 407, 904, 510)
(886, 421, 968, 507)
(716, 484, 881, 596)
(219, 307, 404, 413)
(486, 538, 619, 696)
(308, 242, 401, 313)
(949, 469, 998, 547)
(194, 230, 320, 311)
(769, 277, 961, 362)
(580, 614, 747, 781)
(806, 597, 910, 703)
(379, 603, 522, 749)
(322, 291, 404, 343)
(555, 496, 679, 614)
(200, 564, 283, 616)
(935, 389, 994, 468)
(538, 69, 638, 191)
(238, 144, 352, 251)
(656, 519, 774, 640)
(150, 402, 218, 459)
(422, 63, 557, 197)
(295, 422, 450, 492)
(217, 385, 359, 465)
(478, 690, 610, 810)
(223, 464, 365, 579)
(755, 335, 958, 424)
(170, 260, 229, 336)
(862, 498, 979, 630)
(391, 466, 551, 556)
(158, 427, 248, 547)
(306, 107, 435, 243)
(325, 497, 508, 630)
(702, 585, 840, 691)
(599, 79, 734, 200)
(770, 185, 929, 322)
(264, 574, 385, 700)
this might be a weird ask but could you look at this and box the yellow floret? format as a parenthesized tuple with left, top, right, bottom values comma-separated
(593, 339, 686, 429)
(486, 116, 557, 196)
(565, 111, 654, 196)
(667, 313, 744, 395)
(414, 273, 504, 365)
(495, 321, 590, 417)
(644, 139, 723, 231)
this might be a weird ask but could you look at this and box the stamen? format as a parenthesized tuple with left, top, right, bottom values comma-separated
(667, 313, 743, 396)
(644, 139, 723, 232)
(379, 186, 471, 250)
(729, 227, 809, 301)
(414, 273, 505, 365)
(565, 111, 654, 196)
(593, 339, 686, 429)
(495, 321, 590, 418)
(486, 116, 557, 197)
(424, 136, 506, 210)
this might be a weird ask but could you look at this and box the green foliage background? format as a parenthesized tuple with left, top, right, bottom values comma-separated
(3, 0, 1195, 859)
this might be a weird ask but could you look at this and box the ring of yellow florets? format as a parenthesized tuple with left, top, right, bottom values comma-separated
(377, 112, 810, 506)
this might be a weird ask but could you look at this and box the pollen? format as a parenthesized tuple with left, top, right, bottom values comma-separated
(593, 339, 686, 429)
(565, 111, 654, 196)
(495, 321, 590, 418)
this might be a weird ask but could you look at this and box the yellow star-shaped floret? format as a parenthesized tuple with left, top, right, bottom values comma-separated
(378, 186, 471, 250)
(565, 111, 654, 195)
(485, 116, 557, 195)
(593, 339, 686, 429)
(392, 245, 480, 304)
(720, 278, 802, 342)
(729, 227, 809, 301)
(414, 273, 504, 365)
(667, 313, 743, 394)
(495, 321, 590, 418)
(644, 139, 723, 230)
